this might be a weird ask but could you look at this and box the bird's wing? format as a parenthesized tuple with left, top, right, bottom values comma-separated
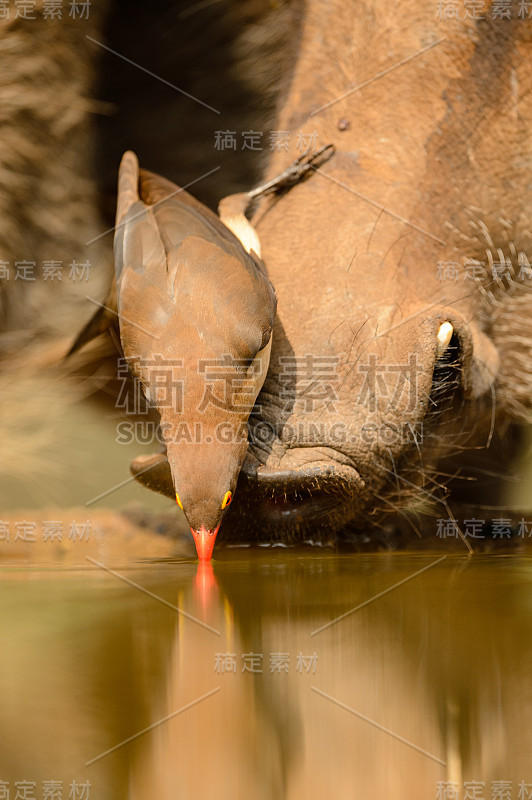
(113, 154, 176, 365)
(69, 153, 276, 368)
(138, 167, 277, 350)
(66, 152, 170, 357)
(139, 168, 242, 252)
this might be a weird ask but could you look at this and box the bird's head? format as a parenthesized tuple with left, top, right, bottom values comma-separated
(165, 432, 248, 560)
(152, 303, 273, 560)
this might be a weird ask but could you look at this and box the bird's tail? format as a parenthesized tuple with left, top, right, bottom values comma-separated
(115, 150, 140, 228)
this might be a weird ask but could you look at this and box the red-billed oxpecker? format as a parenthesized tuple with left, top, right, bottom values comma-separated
(113, 151, 276, 559)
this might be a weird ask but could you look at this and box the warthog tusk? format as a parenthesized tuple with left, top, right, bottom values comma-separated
(437, 321, 454, 356)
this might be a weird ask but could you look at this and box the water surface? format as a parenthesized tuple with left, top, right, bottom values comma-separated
(1, 550, 531, 798)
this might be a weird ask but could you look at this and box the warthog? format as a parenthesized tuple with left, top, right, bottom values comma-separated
(133, 0, 532, 546)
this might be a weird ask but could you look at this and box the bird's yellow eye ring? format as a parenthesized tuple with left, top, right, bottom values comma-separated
(221, 491, 232, 510)
(176, 493, 183, 510)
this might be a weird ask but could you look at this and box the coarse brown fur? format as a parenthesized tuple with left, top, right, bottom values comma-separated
(224, 0, 532, 543)
(124, 0, 532, 546)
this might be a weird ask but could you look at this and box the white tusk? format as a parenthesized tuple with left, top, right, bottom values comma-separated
(218, 193, 262, 258)
(437, 321, 454, 356)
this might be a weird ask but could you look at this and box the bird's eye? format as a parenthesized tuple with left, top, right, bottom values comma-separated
(221, 491, 232, 510)
(176, 493, 183, 510)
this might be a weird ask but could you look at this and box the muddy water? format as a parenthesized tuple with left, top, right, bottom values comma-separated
(1, 550, 531, 799)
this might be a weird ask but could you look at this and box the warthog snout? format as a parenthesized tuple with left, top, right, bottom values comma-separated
(240, 451, 363, 493)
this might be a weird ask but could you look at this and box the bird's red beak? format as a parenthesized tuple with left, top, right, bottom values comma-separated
(191, 525, 220, 561)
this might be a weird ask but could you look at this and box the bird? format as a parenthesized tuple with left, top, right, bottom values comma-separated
(74, 150, 276, 560)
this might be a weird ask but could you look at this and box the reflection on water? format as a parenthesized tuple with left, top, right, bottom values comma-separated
(0, 552, 531, 798)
